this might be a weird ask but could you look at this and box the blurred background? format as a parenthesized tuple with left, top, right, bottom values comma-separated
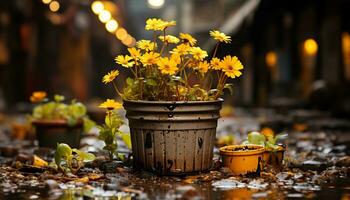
(0, 0, 350, 116)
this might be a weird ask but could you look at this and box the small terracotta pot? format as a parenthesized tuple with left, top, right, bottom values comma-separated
(220, 145, 265, 176)
(262, 145, 285, 167)
(32, 120, 83, 148)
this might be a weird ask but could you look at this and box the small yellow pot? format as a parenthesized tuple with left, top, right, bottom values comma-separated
(220, 145, 265, 176)
(262, 145, 285, 167)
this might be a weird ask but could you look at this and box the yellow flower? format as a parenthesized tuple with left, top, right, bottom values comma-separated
(170, 54, 181, 64)
(99, 99, 122, 110)
(220, 55, 243, 78)
(210, 57, 222, 70)
(30, 91, 47, 103)
(210, 30, 231, 43)
(190, 47, 208, 60)
(145, 18, 165, 31)
(115, 55, 134, 68)
(198, 61, 209, 73)
(158, 35, 180, 44)
(128, 47, 141, 60)
(171, 44, 190, 55)
(160, 20, 176, 29)
(140, 52, 160, 66)
(157, 57, 178, 75)
(102, 70, 119, 84)
(136, 40, 157, 51)
(179, 33, 197, 46)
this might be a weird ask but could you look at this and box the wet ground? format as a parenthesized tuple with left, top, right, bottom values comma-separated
(0, 108, 349, 199)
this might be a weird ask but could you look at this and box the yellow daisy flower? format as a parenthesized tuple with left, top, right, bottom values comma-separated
(102, 70, 119, 84)
(30, 91, 47, 103)
(220, 55, 243, 78)
(115, 55, 134, 68)
(170, 54, 181, 64)
(99, 99, 122, 110)
(145, 18, 165, 31)
(136, 40, 157, 51)
(160, 20, 176, 29)
(127, 47, 141, 60)
(179, 33, 197, 46)
(209, 30, 231, 43)
(158, 35, 180, 44)
(157, 57, 178, 75)
(140, 52, 160, 66)
(198, 61, 209, 73)
(190, 47, 208, 60)
(171, 44, 190, 55)
(210, 57, 222, 70)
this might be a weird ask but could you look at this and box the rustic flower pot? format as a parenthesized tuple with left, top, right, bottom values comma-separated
(32, 120, 83, 148)
(262, 145, 285, 168)
(219, 145, 265, 176)
(123, 99, 223, 175)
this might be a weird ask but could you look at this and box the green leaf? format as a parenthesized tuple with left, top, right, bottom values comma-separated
(83, 118, 95, 132)
(120, 132, 132, 149)
(224, 83, 234, 95)
(274, 133, 288, 144)
(247, 132, 266, 146)
(72, 149, 96, 162)
(54, 95, 65, 102)
(126, 77, 135, 86)
(55, 143, 72, 167)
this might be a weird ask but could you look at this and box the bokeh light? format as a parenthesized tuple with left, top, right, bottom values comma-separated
(116, 28, 128, 40)
(304, 38, 318, 55)
(265, 51, 277, 68)
(49, 1, 60, 12)
(42, 0, 52, 4)
(98, 10, 111, 23)
(91, 1, 104, 15)
(147, 0, 165, 9)
(105, 19, 118, 33)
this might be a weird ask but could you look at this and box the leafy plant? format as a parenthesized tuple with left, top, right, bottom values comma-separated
(98, 99, 131, 161)
(242, 131, 288, 151)
(54, 143, 95, 174)
(29, 92, 95, 132)
(102, 18, 244, 101)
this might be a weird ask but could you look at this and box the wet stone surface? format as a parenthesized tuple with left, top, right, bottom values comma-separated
(0, 110, 350, 199)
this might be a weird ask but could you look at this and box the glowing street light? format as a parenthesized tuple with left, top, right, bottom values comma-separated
(147, 0, 165, 9)
(91, 1, 104, 15)
(106, 19, 118, 33)
(98, 10, 111, 23)
(304, 38, 318, 55)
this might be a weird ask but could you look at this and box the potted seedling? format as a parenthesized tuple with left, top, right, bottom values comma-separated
(29, 92, 95, 148)
(97, 99, 131, 163)
(101, 18, 244, 175)
(242, 131, 288, 167)
(219, 144, 265, 176)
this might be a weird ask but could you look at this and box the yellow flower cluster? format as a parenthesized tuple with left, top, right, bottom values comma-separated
(101, 18, 244, 102)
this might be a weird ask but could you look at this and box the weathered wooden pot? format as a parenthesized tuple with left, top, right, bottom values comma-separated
(32, 120, 83, 148)
(123, 99, 223, 175)
(219, 145, 265, 176)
